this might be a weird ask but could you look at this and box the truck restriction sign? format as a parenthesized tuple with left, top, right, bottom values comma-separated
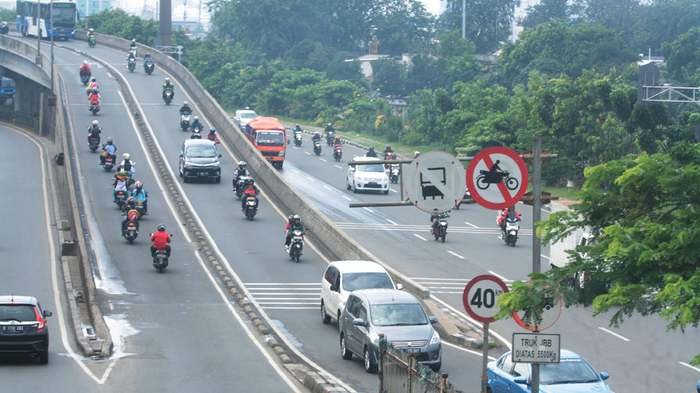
(462, 274, 509, 324)
(512, 333, 560, 363)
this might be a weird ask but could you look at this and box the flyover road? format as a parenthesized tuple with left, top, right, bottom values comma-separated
(22, 43, 303, 392)
(47, 39, 489, 392)
(281, 130, 700, 392)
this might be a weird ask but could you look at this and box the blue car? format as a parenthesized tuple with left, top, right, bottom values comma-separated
(487, 349, 613, 393)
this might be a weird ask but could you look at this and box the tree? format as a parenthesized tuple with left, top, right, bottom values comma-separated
(86, 9, 158, 45)
(663, 27, 700, 85)
(438, 0, 518, 53)
(500, 143, 700, 366)
(573, 0, 642, 41)
(522, 0, 570, 28)
(370, 0, 434, 55)
(372, 59, 407, 96)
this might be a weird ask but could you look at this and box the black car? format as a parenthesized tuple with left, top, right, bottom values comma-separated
(0, 296, 52, 364)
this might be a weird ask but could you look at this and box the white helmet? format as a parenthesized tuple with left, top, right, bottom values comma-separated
(122, 153, 130, 160)
(92, 120, 99, 126)
(83, 60, 88, 65)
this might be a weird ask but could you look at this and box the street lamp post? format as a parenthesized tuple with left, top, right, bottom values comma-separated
(35, 0, 41, 65)
(50, 0, 54, 94)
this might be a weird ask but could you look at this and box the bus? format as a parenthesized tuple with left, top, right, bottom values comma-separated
(16, 0, 77, 40)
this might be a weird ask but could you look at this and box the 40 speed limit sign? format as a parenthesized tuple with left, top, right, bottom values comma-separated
(462, 274, 509, 323)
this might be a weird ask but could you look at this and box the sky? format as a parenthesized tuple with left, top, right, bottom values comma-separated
(420, 0, 443, 15)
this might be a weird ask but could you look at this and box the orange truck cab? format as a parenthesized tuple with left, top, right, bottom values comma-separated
(244, 117, 287, 169)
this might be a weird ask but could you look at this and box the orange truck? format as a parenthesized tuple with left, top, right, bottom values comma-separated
(244, 117, 287, 169)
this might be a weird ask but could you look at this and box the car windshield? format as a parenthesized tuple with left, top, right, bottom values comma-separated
(240, 112, 257, 120)
(370, 303, 428, 326)
(540, 359, 600, 385)
(343, 273, 394, 291)
(51, 4, 75, 25)
(357, 163, 385, 173)
(186, 145, 217, 158)
(0, 305, 36, 321)
(256, 131, 284, 146)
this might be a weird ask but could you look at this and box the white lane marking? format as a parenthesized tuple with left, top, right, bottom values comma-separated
(342, 195, 352, 201)
(333, 164, 342, 169)
(117, 91, 304, 393)
(413, 234, 427, 241)
(386, 218, 398, 225)
(304, 152, 311, 155)
(108, 303, 114, 311)
(442, 341, 496, 360)
(322, 184, 333, 191)
(679, 361, 700, 373)
(487, 271, 510, 282)
(597, 327, 631, 342)
(319, 158, 327, 162)
(106, 72, 113, 79)
(412, 277, 471, 281)
(3, 125, 108, 384)
(363, 207, 375, 214)
(389, 189, 397, 193)
(464, 221, 479, 228)
(265, 307, 317, 310)
(447, 250, 465, 260)
(245, 283, 320, 286)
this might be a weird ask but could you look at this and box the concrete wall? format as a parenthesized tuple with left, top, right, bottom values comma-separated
(83, 31, 430, 299)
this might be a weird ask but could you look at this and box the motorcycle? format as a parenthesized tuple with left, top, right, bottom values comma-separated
(103, 154, 115, 171)
(389, 164, 400, 184)
(243, 195, 258, 221)
(153, 249, 169, 273)
(313, 140, 322, 156)
(163, 88, 174, 105)
(88, 34, 96, 47)
(134, 199, 147, 217)
(123, 220, 139, 244)
(326, 132, 335, 147)
(476, 168, 519, 191)
(80, 72, 91, 85)
(235, 176, 252, 198)
(144, 61, 154, 75)
(114, 190, 127, 209)
(293, 131, 302, 147)
(333, 145, 342, 162)
(190, 129, 202, 139)
(432, 216, 448, 243)
(89, 102, 100, 115)
(127, 57, 136, 73)
(287, 229, 304, 263)
(180, 114, 191, 131)
(88, 134, 100, 152)
(503, 217, 520, 247)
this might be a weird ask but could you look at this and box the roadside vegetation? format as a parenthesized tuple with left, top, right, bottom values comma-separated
(87, 1, 700, 362)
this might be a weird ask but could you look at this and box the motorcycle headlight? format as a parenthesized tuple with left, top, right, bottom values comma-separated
(429, 330, 440, 345)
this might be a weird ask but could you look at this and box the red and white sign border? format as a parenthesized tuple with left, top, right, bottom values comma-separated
(466, 146, 529, 210)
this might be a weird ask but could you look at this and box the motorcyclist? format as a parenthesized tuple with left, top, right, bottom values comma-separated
(162, 77, 174, 99)
(232, 161, 249, 191)
(207, 127, 220, 143)
(414, 151, 420, 159)
(121, 198, 140, 236)
(79, 60, 91, 79)
(324, 122, 335, 137)
(311, 132, 321, 144)
(144, 53, 153, 64)
(294, 124, 302, 134)
(179, 101, 192, 116)
(127, 51, 135, 62)
(113, 170, 129, 202)
(284, 214, 305, 248)
(88, 120, 101, 140)
(241, 178, 259, 210)
(129, 39, 137, 53)
(89, 91, 100, 109)
(87, 28, 95, 37)
(101, 137, 117, 165)
(366, 146, 378, 157)
(118, 153, 135, 177)
(150, 224, 172, 258)
(86, 77, 99, 96)
(383, 145, 394, 157)
(131, 180, 148, 214)
(430, 211, 441, 234)
(497, 206, 521, 236)
(190, 115, 203, 131)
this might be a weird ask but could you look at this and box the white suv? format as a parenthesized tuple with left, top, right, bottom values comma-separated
(346, 157, 389, 194)
(320, 260, 397, 326)
(233, 109, 258, 128)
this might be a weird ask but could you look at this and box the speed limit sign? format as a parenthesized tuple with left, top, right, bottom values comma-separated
(462, 274, 509, 324)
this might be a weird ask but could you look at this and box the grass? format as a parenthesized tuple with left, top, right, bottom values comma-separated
(542, 186, 580, 202)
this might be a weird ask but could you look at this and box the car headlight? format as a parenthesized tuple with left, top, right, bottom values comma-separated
(429, 330, 440, 345)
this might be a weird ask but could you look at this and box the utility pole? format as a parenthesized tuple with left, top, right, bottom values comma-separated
(50, 0, 54, 94)
(159, 0, 171, 45)
(531, 133, 543, 393)
(461, 0, 466, 40)
(35, 0, 41, 65)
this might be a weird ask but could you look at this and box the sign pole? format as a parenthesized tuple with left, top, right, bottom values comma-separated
(532, 134, 543, 393)
(531, 330, 540, 393)
(480, 322, 490, 393)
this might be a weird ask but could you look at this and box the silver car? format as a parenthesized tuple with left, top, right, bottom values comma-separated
(339, 289, 441, 373)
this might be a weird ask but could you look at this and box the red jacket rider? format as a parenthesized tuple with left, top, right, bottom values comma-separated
(89, 92, 100, 106)
(150, 225, 172, 257)
(497, 207, 521, 228)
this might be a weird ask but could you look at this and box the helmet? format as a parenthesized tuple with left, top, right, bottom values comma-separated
(385, 145, 391, 150)
(369, 146, 375, 151)
(92, 120, 99, 126)
(209, 127, 216, 133)
(83, 60, 88, 65)
(244, 106, 250, 110)
(91, 77, 96, 82)
(157, 224, 166, 231)
(414, 151, 420, 158)
(238, 161, 247, 167)
(165, 77, 170, 82)
(122, 153, 130, 160)
(106, 137, 113, 143)
(183, 101, 188, 105)
(134, 180, 143, 189)
(295, 124, 300, 128)
(193, 116, 199, 120)
(292, 214, 301, 224)
(131, 38, 136, 43)
(327, 123, 332, 126)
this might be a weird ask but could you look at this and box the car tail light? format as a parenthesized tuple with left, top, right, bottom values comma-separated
(34, 308, 46, 333)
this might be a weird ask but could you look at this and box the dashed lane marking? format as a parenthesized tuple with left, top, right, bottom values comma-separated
(413, 234, 427, 241)
(333, 164, 342, 169)
(386, 219, 398, 225)
(412, 277, 513, 294)
(464, 221, 479, 228)
(679, 361, 700, 373)
(597, 327, 631, 342)
(487, 270, 511, 282)
(334, 222, 533, 235)
(447, 250, 465, 260)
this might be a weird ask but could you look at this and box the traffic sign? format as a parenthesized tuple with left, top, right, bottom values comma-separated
(404, 151, 465, 214)
(466, 146, 529, 210)
(462, 274, 509, 324)
(512, 295, 563, 332)
(512, 333, 560, 363)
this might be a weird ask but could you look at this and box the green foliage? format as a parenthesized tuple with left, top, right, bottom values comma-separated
(499, 21, 636, 85)
(0, 7, 15, 22)
(496, 274, 564, 329)
(522, 0, 570, 28)
(439, 0, 518, 53)
(664, 27, 700, 85)
(86, 9, 158, 46)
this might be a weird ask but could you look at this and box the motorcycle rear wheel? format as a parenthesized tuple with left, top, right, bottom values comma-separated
(476, 175, 490, 190)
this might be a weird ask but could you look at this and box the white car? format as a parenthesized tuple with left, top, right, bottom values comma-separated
(346, 157, 389, 194)
(321, 260, 398, 326)
(233, 109, 258, 128)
